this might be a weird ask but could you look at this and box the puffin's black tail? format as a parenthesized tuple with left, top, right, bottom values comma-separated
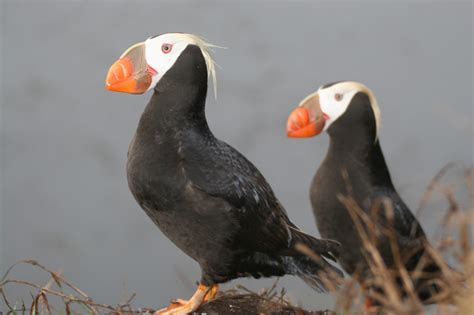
(291, 254, 342, 292)
(413, 261, 445, 304)
(288, 226, 340, 260)
(285, 226, 343, 292)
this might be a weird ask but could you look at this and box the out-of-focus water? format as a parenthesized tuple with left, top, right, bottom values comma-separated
(1, 1, 472, 311)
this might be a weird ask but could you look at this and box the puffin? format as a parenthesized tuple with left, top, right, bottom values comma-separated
(104, 33, 341, 315)
(286, 81, 442, 308)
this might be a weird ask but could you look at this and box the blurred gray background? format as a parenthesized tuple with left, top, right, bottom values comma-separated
(1, 0, 472, 311)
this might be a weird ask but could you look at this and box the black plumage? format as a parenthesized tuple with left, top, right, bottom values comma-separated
(126, 44, 341, 294)
(309, 90, 442, 302)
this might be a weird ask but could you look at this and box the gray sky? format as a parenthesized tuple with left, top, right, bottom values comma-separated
(1, 0, 472, 311)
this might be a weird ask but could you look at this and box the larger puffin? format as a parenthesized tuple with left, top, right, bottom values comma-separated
(286, 81, 442, 306)
(105, 33, 341, 315)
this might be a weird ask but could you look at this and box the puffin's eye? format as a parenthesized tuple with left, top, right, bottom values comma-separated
(334, 93, 343, 101)
(162, 43, 173, 54)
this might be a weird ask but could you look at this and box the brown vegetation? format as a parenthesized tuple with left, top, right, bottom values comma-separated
(1, 165, 472, 314)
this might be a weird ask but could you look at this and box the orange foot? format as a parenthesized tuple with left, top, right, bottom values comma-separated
(364, 297, 378, 315)
(154, 284, 219, 315)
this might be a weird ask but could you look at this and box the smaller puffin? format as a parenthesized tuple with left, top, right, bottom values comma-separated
(105, 33, 341, 315)
(286, 82, 442, 307)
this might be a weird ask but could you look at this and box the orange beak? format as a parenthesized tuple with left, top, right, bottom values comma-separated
(287, 92, 327, 138)
(105, 42, 156, 94)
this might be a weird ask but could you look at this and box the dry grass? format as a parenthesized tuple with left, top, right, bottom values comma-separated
(0, 263, 331, 315)
(301, 165, 473, 315)
(0, 259, 155, 314)
(1, 165, 472, 314)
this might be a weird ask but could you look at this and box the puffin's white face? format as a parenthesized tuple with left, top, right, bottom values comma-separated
(287, 81, 381, 138)
(105, 33, 216, 94)
(317, 83, 360, 132)
(143, 34, 199, 91)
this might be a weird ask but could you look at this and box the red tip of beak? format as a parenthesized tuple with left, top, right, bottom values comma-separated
(105, 58, 151, 94)
(286, 107, 319, 138)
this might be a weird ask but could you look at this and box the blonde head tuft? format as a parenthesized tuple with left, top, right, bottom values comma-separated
(342, 81, 381, 140)
(320, 81, 381, 141)
(172, 33, 220, 98)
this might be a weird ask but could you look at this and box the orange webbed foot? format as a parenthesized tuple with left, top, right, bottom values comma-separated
(154, 284, 219, 315)
(364, 297, 378, 315)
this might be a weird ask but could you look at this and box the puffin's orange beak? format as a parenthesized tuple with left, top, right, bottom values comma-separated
(287, 92, 327, 138)
(105, 42, 156, 94)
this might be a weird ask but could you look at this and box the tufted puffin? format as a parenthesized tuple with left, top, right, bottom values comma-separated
(286, 81, 442, 307)
(105, 33, 341, 315)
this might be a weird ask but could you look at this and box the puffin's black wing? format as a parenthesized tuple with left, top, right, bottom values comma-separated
(373, 189, 427, 240)
(182, 135, 339, 257)
(372, 188, 435, 265)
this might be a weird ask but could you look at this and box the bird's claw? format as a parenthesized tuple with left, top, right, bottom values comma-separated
(154, 299, 186, 314)
(154, 284, 218, 315)
(169, 298, 187, 305)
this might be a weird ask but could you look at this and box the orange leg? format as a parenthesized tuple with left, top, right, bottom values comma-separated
(364, 297, 376, 315)
(203, 284, 219, 302)
(154, 284, 219, 315)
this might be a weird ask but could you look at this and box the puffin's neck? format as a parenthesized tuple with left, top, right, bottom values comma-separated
(136, 45, 211, 139)
(136, 83, 209, 140)
(327, 122, 377, 159)
(326, 131, 394, 188)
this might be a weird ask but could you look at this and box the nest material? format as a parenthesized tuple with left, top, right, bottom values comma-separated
(197, 293, 334, 315)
